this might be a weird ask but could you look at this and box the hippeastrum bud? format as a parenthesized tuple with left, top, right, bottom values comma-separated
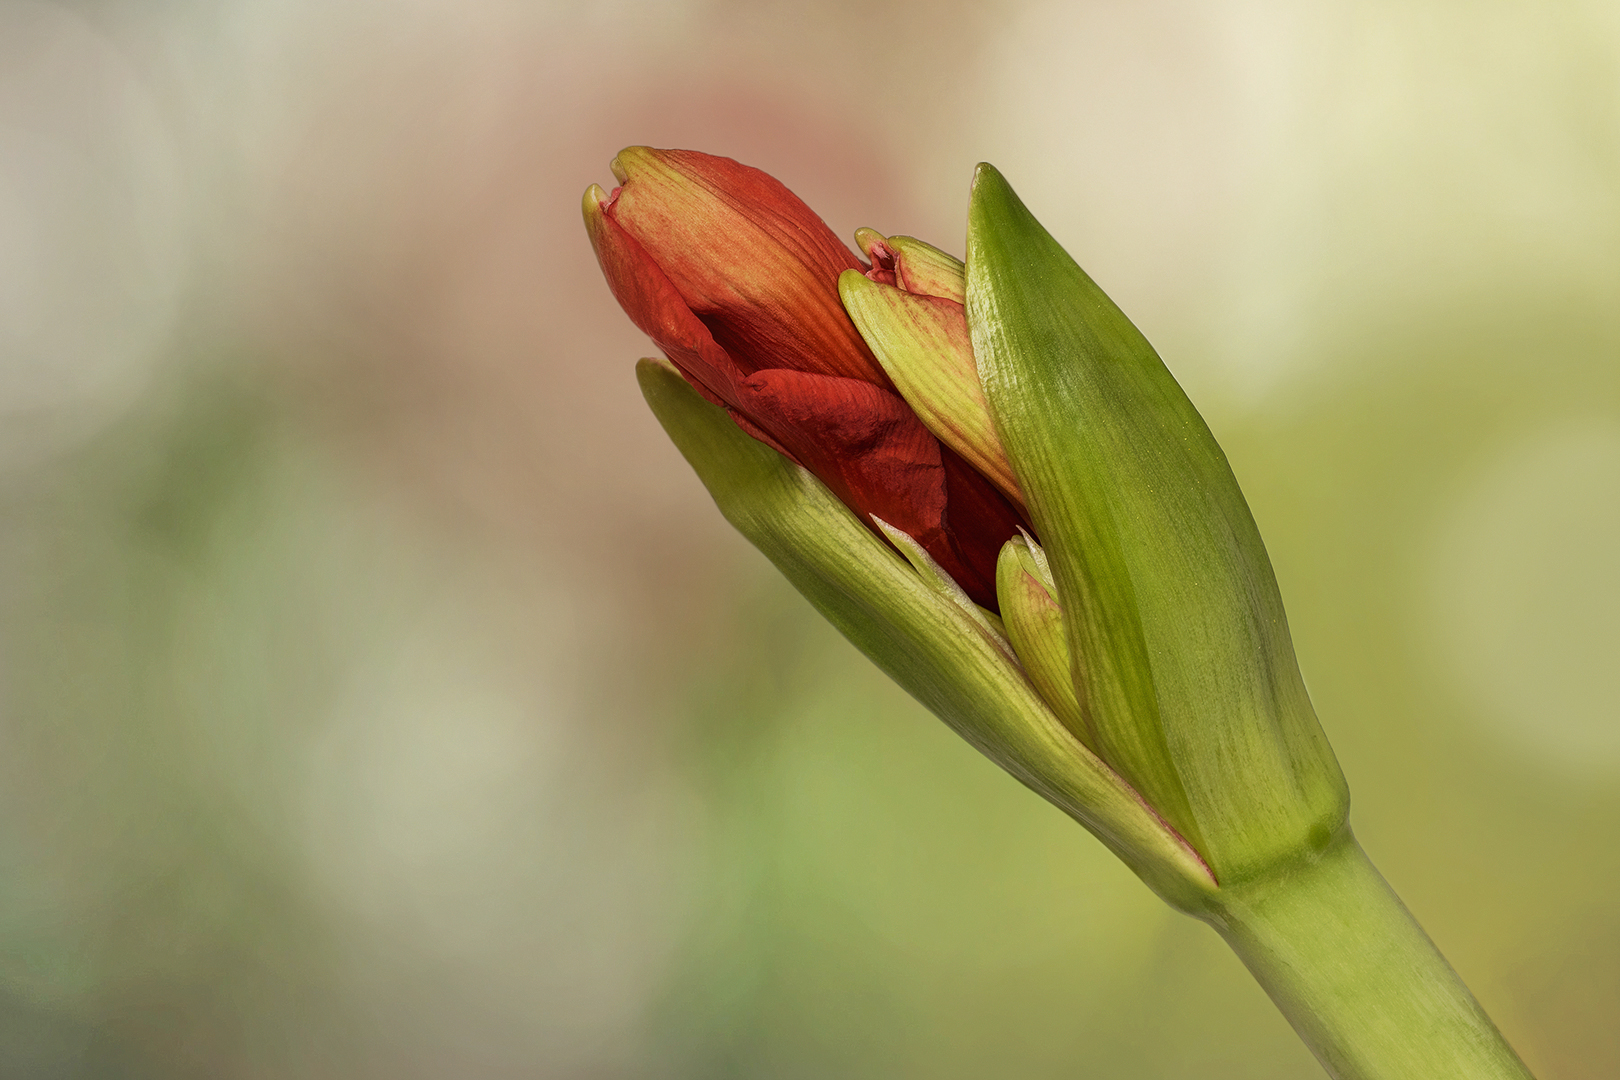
(966, 163, 1348, 883)
(583, 148, 1022, 608)
(591, 151, 1535, 1080)
(995, 534, 1089, 752)
(839, 233, 1023, 507)
(584, 147, 1219, 907)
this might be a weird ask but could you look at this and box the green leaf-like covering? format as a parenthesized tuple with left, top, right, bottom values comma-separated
(995, 536, 1089, 752)
(637, 356, 1215, 905)
(965, 165, 1347, 882)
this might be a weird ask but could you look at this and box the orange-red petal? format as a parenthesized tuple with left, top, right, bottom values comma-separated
(608, 147, 891, 388)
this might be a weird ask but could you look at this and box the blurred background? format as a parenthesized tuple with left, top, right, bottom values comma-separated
(1, 0, 1617, 1076)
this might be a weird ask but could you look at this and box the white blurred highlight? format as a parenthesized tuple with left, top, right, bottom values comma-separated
(0, 1, 183, 466)
(953, 0, 1620, 400)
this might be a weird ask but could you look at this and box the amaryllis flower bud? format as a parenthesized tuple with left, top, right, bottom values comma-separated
(582, 147, 1023, 607)
(600, 150, 1535, 1080)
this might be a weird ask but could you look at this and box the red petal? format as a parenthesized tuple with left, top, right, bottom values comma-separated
(722, 405, 799, 462)
(739, 367, 942, 543)
(585, 187, 744, 404)
(936, 445, 1028, 605)
(608, 148, 892, 388)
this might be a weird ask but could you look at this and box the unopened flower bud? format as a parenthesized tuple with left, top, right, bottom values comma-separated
(995, 533, 1089, 751)
(596, 151, 1534, 1080)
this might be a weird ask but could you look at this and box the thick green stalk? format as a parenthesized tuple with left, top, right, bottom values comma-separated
(1204, 831, 1533, 1080)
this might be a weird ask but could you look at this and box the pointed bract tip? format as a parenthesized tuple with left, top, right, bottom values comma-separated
(968, 162, 1024, 224)
(1012, 528, 1054, 589)
(971, 162, 1007, 193)
(999, 534, 1047, 592)
(636, 355, 678, 377)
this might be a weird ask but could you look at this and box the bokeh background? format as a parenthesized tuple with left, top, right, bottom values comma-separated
(2, 0, 1617, 1076)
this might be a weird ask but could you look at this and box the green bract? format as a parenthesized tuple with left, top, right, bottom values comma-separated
(995, 534, 1088, 752)
(965, 163, 1348, 884)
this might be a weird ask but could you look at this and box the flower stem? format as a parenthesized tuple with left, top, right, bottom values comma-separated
(1204, 830, 1534, 1080)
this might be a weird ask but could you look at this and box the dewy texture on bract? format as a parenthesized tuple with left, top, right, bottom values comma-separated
(583, 148, 1023, 609)
(965, 163, 1348, 883)
(637, 355, 1217, 907)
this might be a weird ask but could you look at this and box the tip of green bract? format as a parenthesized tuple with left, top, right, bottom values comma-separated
(966, 162, 1039, 254)
(853, 226, 889, 264)
(636, 355, 677, 377)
